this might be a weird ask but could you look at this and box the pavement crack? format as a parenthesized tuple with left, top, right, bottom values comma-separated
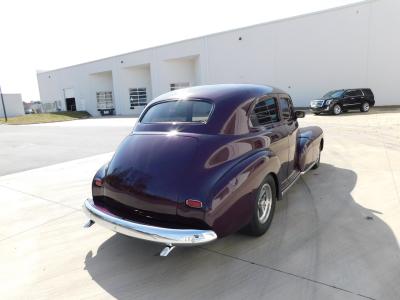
(199, 247, 376, 300)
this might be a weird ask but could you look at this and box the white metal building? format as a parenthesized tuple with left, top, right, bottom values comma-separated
(0, 94, 25, 118)
(37, 0, 400, 116)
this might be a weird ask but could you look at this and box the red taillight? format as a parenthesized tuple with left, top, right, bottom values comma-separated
(185, 199, 203, 209)
(94, 178, 103, 187)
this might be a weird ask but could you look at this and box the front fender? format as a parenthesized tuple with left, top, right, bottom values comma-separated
(297, 126, 323, 171)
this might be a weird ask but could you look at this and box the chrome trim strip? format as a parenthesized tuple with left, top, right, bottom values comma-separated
(83, 198, 217, 246)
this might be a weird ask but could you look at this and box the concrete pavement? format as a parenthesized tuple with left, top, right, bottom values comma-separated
(0, 112, 399, 299)
(0, 117, 136, 175)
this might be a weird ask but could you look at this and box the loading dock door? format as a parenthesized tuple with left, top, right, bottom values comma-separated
(64, 88, 76, 111)
(66, 98, 76, 111)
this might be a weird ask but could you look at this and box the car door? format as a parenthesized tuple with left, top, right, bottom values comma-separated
(249, 95, 289, 183)
(279, 95, 299, 182)
(343, 90, 360, 108)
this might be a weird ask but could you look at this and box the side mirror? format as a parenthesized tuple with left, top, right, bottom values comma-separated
(295, 110, 305, 119)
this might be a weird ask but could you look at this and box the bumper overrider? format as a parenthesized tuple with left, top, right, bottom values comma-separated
(83, 198, 217, 256)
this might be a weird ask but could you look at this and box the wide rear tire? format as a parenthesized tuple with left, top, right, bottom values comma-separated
(245, 175, 276, 236)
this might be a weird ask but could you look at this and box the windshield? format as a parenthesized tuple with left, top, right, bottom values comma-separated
(322, 90, 344, 99)
(140, 100, 213, 123)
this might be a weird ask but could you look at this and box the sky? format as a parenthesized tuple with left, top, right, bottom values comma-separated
(0, 0, 361, 101)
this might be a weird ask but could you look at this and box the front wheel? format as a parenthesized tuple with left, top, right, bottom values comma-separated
(332, 104, 342, 115)
(245, 175, 276, 236)
(360, 102, 370, 112)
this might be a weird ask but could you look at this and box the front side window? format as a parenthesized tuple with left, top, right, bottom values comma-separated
(250, 97, 279, 127)
(322, 90, 344, 99)
(279, 98, 292, 120)
(129, 88, 147, 108)
(140, 100, 212, 123)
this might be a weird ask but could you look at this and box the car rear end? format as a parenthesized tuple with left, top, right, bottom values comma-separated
(83, 98, 219, 250)
(362, 89, 375, 106)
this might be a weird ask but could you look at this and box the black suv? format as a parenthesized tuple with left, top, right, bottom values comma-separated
(309, 89, 375, 115)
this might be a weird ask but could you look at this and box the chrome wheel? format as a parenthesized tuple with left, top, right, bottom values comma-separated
(362, 102, 370, 112)
(257, 183, 273, 224)
(333, 104, 341, 115)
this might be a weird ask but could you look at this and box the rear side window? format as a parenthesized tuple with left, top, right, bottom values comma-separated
(140, 100, 213, 123)
(250, 97, 279, 126)
(346, 90, 363, 97)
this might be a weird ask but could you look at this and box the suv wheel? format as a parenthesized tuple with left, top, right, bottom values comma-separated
(333, 104, 342, 115)
(360, 102, 370, 112)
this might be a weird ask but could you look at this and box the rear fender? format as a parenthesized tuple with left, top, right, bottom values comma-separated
(205, 150, 280, 237)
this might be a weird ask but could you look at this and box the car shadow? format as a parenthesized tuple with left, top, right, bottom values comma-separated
(84, 163, 400, 299)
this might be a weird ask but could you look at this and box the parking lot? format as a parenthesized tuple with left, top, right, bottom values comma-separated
(1, 110, 400, 300)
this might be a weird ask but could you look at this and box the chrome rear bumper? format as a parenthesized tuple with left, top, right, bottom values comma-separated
(83, 198, 217, 246)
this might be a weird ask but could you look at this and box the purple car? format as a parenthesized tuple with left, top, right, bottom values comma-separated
(83, 84, 323, 256)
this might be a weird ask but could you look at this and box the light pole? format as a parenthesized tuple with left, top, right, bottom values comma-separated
(0, 85, 7, 122)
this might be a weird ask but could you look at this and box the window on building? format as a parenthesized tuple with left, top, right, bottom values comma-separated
(170, 82, 190, 91)
(141, 100, 213, 123)
(129, 88, 147, 109)
(250, 97, 279, 126)
(279, 98, 292, 120)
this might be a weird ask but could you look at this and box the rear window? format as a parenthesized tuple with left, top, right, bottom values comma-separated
(140, 100, 213, 123)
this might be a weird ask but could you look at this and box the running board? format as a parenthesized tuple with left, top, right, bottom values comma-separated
(282, 162, 315, 195)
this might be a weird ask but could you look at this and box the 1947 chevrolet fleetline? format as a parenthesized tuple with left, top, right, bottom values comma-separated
(83, 84, 324, 256)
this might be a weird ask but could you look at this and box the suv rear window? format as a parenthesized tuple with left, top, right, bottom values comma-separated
(140, 100, 213, 123)
(362, 89, 373, 96)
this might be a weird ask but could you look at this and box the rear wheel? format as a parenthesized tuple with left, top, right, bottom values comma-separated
(245, 175, 276, 236)
(333, 104, 342, 115)
(360, 102, 370, 112)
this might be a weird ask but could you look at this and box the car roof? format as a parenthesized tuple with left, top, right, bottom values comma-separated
(151, 84, 286, 105)
(138, 84, 287, 135)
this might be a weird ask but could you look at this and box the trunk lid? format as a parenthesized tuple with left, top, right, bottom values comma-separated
(103, 133, 197, 217)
